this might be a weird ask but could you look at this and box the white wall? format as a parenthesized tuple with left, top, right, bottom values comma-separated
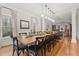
(42, 18, 71, 32)
(17, 12, 42, 34)
(16, 11, 31, 34)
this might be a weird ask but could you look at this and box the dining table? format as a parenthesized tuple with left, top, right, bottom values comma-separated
(17, 34, 50, 55)
(17, 33, 51, 45)
(16, 33, 53, 55)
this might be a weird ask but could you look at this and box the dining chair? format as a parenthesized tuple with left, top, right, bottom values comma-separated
(11, 35, 28, 56)
(28, 36, 45, 56)
(44, 35, 52, 52)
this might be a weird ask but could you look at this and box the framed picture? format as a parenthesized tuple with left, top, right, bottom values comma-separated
(20, 20, 29, 29)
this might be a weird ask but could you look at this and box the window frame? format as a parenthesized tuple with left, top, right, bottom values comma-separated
(2, 15, 12, 37)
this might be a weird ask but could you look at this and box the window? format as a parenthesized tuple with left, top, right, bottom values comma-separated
(2, 15, 12, 37)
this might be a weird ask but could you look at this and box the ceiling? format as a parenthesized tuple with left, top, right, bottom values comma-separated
(1, 3, 79, 23)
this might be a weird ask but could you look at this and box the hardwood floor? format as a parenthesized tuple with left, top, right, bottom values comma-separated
(0, 36, 79, 56)
(56, 37, 79, 56)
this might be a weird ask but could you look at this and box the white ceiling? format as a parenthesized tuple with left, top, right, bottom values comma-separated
(2, 3, 79, 23)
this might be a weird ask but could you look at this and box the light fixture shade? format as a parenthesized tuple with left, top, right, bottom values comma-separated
(48, 17, 55, 22)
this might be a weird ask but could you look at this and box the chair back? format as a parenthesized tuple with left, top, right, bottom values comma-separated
(10, 35, 19, 48)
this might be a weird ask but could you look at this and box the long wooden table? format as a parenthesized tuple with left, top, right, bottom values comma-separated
(17, 34, 50, 46)
(16, 32, 60, 55)
(17, 34, 51, 55)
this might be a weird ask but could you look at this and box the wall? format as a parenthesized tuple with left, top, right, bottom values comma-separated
(17, 12, 42, 34)
(16, 11, 32, 34)
(15, 7, 43, 35)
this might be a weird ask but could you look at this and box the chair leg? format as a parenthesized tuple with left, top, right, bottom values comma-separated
(35, 51, 38, 56)
(25, 49, 28, 56)
(12, 46, 15, 56)
(22, 50, 25, 55)
(44, 46, 46, 56)
(47, 44, 50, 52)
(41, 48, 43, 56)
(16, 50, 20, 56)
(49, 43, 51, 52)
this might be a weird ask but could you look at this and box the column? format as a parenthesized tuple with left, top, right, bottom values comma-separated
(11, 10, 17, 37)
(71, 8, 77, 43)
(76, 8, 79, 41)
(0, 7, 2, 37)
(42, 18, 46, 31)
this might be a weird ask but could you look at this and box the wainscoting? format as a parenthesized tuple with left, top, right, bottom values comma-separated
(0, 36, 13, 47)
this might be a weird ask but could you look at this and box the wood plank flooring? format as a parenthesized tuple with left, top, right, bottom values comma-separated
(0, 37, 79, 56)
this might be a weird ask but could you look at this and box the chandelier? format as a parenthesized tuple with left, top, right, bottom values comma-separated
(41, 4, 55, 22)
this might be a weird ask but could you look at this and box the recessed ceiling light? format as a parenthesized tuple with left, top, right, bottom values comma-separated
(41, 14, 44, 17)
(45, 16, 48, 19)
